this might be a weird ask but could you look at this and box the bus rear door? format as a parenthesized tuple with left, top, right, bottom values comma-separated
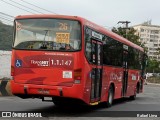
(90, 40, 103, 104)
(122, 47, 129, 97)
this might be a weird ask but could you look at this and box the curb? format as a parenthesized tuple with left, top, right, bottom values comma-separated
(0, 80, 12, 96)
(146, 82, 160, 86)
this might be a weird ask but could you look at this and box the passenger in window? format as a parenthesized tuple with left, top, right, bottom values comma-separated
(40, 42, 47, 49)
(65, 44, 74, 50)
(65, 44, 70, 50)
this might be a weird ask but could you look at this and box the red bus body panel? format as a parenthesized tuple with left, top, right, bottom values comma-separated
(11, 14, 144, 105)
(12, 50, 80, 86)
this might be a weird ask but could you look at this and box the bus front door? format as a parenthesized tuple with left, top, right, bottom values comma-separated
(90, 40, 103, 104)
(122, 50, 128, 97)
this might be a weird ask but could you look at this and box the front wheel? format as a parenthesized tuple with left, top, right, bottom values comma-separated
(106, 86, 114, 107)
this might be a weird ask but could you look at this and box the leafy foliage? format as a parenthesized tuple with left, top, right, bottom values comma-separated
(112, 27, 140, 44)
(156, 48, 160, 55)
(146, 59, 160, 73)
(0, 22, 13, 50)
(112, 27, 147, 51)
(112, 26, 159, 73)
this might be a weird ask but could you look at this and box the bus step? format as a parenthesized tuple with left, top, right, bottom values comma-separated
(41, 97, 53, 102)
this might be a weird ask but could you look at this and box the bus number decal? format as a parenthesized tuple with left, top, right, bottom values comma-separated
(56, 33, 70, 44)
(58, 22, 68, 30)
(51, 60, 72, 66)
(29, 55, 73, 68)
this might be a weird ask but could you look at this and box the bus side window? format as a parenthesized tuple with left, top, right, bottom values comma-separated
(103, 37, 123, 66)
(91, 43, 96, 64)
(85, 42, 92, 62)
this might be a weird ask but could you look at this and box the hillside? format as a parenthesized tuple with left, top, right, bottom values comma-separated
(0, 21, 13, 50)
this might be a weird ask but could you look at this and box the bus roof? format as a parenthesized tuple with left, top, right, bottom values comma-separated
(15, 14, 144, 52)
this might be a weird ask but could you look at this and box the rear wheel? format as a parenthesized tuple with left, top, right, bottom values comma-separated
(106, 86, 114, 107)
(52, 97, 84, 107)
(136, 83, 140, 93)
(52, 98, 65, 106)
(129, 86, 137, 100)
(129, 94, 136, 100)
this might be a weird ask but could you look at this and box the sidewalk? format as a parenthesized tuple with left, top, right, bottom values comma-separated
(146, 82, 160, 86)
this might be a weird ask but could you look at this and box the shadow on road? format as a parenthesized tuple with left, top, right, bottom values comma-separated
(26, 97, 135, 117)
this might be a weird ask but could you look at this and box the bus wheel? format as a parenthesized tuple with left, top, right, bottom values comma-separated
(52, 100, 63, 106)
(129, 87, 137, 100)
(106, 86, 114, 107)
(129, 94, 136, 100)
(52, 97, 65, 107)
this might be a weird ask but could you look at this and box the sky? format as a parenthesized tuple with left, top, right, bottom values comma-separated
(0, 0, 160, 29)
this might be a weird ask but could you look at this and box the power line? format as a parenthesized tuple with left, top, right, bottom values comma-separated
(8, 0, 44, 14)
(20, 0, 57, 14)
(0, 12, 14, 18)
(0, 15, 13, 22)
(0, 16, 13, 23)
(0, 0, 35, 14)
(0, 17, 13, 25)
(0, 20, 13, 25)
(0, 15, 14, 21)
(0, 12, 14, 25)
(0, 13, 14, 21)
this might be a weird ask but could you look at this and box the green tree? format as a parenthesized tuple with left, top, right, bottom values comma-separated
(156, 48, 160, 55)
(112, 27, 142, 45)
(0, 22, 13, 50)
(112, 27, 148, 52)
(146, 59, 160, 73)
(112, 26, 160, 73)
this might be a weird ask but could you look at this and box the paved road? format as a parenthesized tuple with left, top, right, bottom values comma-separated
(0, 84, 160, 120)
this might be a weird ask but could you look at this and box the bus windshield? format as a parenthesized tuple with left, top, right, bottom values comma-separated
(14, 19, 81, 51)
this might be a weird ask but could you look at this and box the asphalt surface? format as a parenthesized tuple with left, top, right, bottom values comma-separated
(0, 84, 160, 120)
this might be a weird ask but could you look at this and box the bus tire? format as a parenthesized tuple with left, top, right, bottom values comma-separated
(52, 97, 65, 107)
(129, 86, 137, 100)
(106, 86, 114, 107)
(53, 102, 61, 106)
(136, 83, 140, 94)
(52, 100, 63, 106)
(129, 94, 136, 100)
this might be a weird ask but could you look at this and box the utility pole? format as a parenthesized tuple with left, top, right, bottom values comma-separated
(117, 21, 131, 29)
(118, 21, 131, 39)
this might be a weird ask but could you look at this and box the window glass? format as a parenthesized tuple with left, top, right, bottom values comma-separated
(103, 37, 123, 66)
(128, 48, 142, 70)
(85, 27, 92, 62)
(14, 19, 81, 51)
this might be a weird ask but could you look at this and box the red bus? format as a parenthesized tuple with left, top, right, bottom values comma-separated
(11, 15, 146, 107)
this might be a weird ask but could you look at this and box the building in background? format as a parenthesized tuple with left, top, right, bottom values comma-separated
(133, 21, 160, 61)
